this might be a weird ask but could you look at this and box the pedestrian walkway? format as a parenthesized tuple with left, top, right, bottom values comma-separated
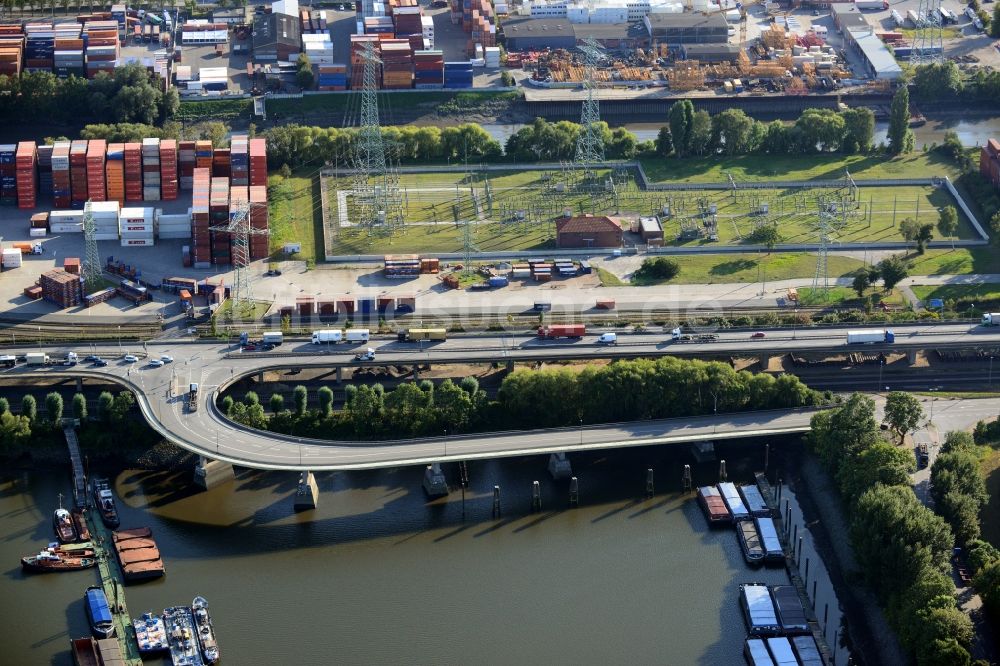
(64, 426, 86, 509)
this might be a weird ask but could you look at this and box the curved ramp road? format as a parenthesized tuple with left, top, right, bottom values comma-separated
(3, 322, 999, 470)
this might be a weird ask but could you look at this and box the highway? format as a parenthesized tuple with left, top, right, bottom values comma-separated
(2, 321, 1000, 471)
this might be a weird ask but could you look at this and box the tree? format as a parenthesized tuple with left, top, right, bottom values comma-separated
(159, 87, 180, 121)
(938, 490, 982, 544)
(45, 392, 63, 425)
(243, 391, 259, 406)
(993, 211, 1000, 246)
(938, 206, 959, 248)
(109, 392, 134, 425)
(318, 386, 334, 417)
(913, 62, 964, 100)
(993, 4, 1000, 38)
(500, 71, 514, 87)
(220, 395, 234, 416)
(72, 393, 87, 421)
(915, 223, 934, 254)
(712, 108, 757, 155)
(942, 430, 975, 454)
(931, 450, 989, 510)
(293, 385, 308, 417)
(808, 393, 880, 480)
(269, 393, 284, 414)
(633, 257, 680, 282)
(885, 391, 924, 444)
(900, 217, 920, 247)
(21, 394, 36, 422)
(655, 126, 673, 156)
(839, 441, 914, 499)
(688, 110, 714, 156)
(668, 100, 694, 157)
(295, 53, 315, 90)
(852, 270, 871, 298)
(0, 397, 8, 415)
(748, 223, 781, 251)
(888, 85, 914, 155)
(878, 255, 910, 292)
(97, 391, 114, 423)
(840, 107, 875, 153)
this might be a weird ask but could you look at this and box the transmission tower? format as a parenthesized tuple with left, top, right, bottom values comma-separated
(575, 38, 606, 172)
(811, 197, 847, 296)
(82, 201, 102, 293)
(911, 0, 943, 65)
(351, 40, 404, 235)
(209, 200, 268, 315)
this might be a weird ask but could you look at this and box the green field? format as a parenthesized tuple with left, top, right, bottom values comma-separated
(268, 170, 324, 263)
(267, 90, 521, 119)
(908, 249, 1000, 276)
(911, 284, 1000, 311)
(323, 164, 976, 256)
(617, 252, 865, 286)
(177, 98, 253, 121)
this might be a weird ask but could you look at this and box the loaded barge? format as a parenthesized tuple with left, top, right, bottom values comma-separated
(164, 605, 206, 666)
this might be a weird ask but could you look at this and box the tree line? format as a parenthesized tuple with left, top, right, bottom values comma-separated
(220, 356, 823, 441)
(809, 393, 976, 665)
(0, 390, 141, 454)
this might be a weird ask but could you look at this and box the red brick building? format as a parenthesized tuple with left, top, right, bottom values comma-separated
(555, 214, 623, 249)
(981, 139, 1000, 188)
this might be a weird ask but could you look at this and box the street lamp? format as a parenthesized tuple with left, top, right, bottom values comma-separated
(990, 356, 995, 389)
(579, 418, 583, 445)
(878, 358, 884, 393)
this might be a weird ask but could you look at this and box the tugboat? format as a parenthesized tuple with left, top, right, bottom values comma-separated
(192, 596, 220, 664)
(84, 585, 116, 639)
(21, 549, 96, 573)
(132, 611, 169, 655)
(163, 606, 205, 666)
(71, 508, 91, 542)
(92, 479, 120, 528)
(53, 495, 78, 544)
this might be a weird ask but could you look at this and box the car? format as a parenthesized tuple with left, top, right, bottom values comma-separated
(93, 359, 108, 367)
(597, 333, 618, 345)
(354, 349, 376, 362)
(242, 344, 257, 351)
(123, 354, 138, 363)
(148, 359, 164, 368)
(61, 360, 77, 366)
(160, 355, 174, 363)
(261, 343, 275, 351)
(85, 354, 100, 362)
(751, 332, 766, 338)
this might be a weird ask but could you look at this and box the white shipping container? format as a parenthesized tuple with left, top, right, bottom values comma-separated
(29, 228, 47, 237)
(50, 223, 84, 233)
(94, 233, 119, 241)
(121, 223, 154, 233)
(121, 238, 155, 247)
(158, 230, 192, 239)
(2, 248, 22, 267)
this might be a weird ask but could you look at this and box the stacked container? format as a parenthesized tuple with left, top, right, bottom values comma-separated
(157, 212, 191, 240)
(393, 6, 423, 38)
(350, 35, 380, 89)
(363, 16, 394, 35)
(209, 177, 230, 266)
(0, 145, 15, 205)
(39, 269, 82, 308)
(484, 46, 500, 68)
(444, 61, 473, 88)
(413, 50, 443, 88)
(190, 168, 212, 268)
(53, 27, 84, 78)
(249, 139, 267, 187)
(380, 39, 413, 89)
(119, 207, 154, 247)
(15, 141, 37, 210)
(86, 139, 107, 202)
(123, 142, 142, 202)
(36, 144, 53, 197)
(89, 201, 120, 240)
(24, 23, 54, 73)
(421, 15, 434, 48)
(212, 148, 231, 178)
(303, 34, 334, 66)
(83, 21, 118, 79)
(49, 210, 84, 233)
(141, 138, 160, 201)
(178, 141, 196, 190)
(249, 185, 269, 260)
(105, 143, 125, 204)
(317, 65, 347, 91)
(160, 139, 178, 200)
(51, 141, 71, 208)
(195, 140, 213, 171)
(69, 140, 88, 204)
(0, 25, 24, 76)
(230, 135, 249, 187)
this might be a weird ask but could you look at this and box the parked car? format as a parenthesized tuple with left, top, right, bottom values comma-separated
(751, 332, 766, 338)
(123, 354, 138, 363)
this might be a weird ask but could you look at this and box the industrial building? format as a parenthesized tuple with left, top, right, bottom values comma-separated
(679, 43, 741, 63)
(252, 11, 301, 61)
(502, 17, 577, 51)
(556, 214, 623, 248)
(844, 27, 902, 80)
(982, 139, 1000, 189)
(643, 13, 729, 46)
(831, 4, 870, 32)
(524, 0, 684, 23)
(572, 23, 647, 50)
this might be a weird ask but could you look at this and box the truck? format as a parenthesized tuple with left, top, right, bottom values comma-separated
(261, 331, 283, 345)
(187, 383, 199, 412)
(311, 329, 343, 344)
(854, 0, 887, 10)
(537, 324, 586, 339)
(982, 313, 1000, 326)
(26, 352, 50, 365)
(0, 354, 16, 368)
(345, 329, 370, 343)
(397, 328, 447, 342)
(846, 329, 895, 344)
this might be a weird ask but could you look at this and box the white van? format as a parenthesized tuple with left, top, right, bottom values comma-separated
(597, 333, 618, 345)
(345, 329, 370, 343)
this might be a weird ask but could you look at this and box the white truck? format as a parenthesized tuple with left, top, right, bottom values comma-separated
(854, 0, 886, 10)
(26, 352, 50, 365)
(311, 329, 343, 344)
(261, 331, 283, 345)
(982, 313, 1000, 326)
(846, 329, 895, 344)
(345, 329, 370, 343)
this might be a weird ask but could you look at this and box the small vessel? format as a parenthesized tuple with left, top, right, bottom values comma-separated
(696, 485, 731, 525)
(84, 585, 116, 639)
(21, 550, 96, 573)
(46, 542, 96, 558)
(132, 611, 169, 655)
(163, 605, 206, 666)
(422, 463, 449, 498)
(92, 479, 120, 528)
(192, 596, 220, 664)
(718, 482, 751, 521)
(70, 636, 123, 666)
(72, 509, 91, 542)
(736, 520, 765, 567)
(54, 495, 79, 544)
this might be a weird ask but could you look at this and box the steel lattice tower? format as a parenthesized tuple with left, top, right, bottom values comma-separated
(352, 41, 403, 235)
(575, 38, 605, 168)
(209, 201, 267, 315)
(82, 201, 102, 293)
(911, 0, 943, 65)
(811, 197, 847, 297)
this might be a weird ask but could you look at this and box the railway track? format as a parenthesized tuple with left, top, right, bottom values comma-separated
(0, 318, 160, 344)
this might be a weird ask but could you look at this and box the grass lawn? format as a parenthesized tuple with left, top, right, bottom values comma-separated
(268, 170, 323, 264)
(596, 267, 626, 286)
(214, 299, 271, 321)
(267, 90, 521, 118)
(797, 286, 906, 308)
(628, 252, 865, 285)
(177, 98, 252, 121)
(911, 284, 1000, 310)
(908, 248, 1000, 276)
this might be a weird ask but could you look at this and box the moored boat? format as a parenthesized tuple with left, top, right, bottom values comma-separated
(84, 585, 116, 639)
(92, 479, 120, 528)
(718, 482, 751, 521)
(192, 596, 220, 664)
(163, 605, 205, 666)
(21, 550, 96, 573)
(697, 485, 731, 525)
(132, 611, 169, 655)
(736, 520, 765, 567)
(72, 509, 91, 542)
(54, 505, 78, 544)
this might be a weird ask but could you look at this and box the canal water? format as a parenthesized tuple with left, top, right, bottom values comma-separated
(1, 441, 821, 665)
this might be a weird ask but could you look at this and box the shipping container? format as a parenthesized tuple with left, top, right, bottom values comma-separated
(537, 324, 585, 339)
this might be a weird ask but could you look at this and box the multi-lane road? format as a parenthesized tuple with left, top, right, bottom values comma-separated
(3, 321, 1000, 471)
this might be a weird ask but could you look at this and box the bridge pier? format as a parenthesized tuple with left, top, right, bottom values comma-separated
(76, 377, 83, 392)
(907, 350, 918, 366)
(294, 471, 319, 511)
(193, 456, 234, 490)
(336, 367, 343, 384)
(759, 354, 772, 370)
(413, 365, 420, 381)
(548, 452, 572, 480)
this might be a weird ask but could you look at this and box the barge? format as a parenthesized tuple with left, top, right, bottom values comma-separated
(755, 517, 785, 565)
(696, 485, 731, 525)
(738, 484, 771, 518)
(113, 527, 165, 581)
(133, 611, 169, 655)
(718, 482, 751, 521)
(163, 605, 206, 666)
(736, 520, 765, 567)
(84, 585, 116, 639)
(771, 585, 810, 635)
(740, 583, 781, 636)
(192, 596, 220, 664)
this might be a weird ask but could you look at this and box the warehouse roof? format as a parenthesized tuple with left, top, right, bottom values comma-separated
(503, 17, 574, 38)
(644, 12, 728, 29)
(680, 44, 742, 57)
(556, 214, 622, 234)
(848, 29, 902, 77)
(572, 23, 645, 41)
(253, 12, 300, 48)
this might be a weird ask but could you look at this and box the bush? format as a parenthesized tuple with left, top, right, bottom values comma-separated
(633, 257, 680, 283)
